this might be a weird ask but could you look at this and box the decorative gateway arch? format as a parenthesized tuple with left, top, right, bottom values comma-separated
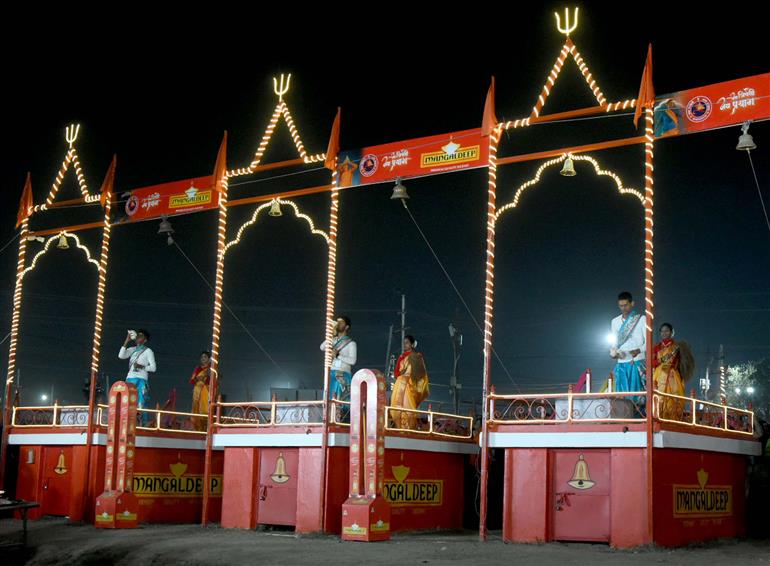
(477, 7, 762, 548)
(0, 76, 344, 524)
(2, 6, 765, 546)
(200, 77, 476, 534)
(0, 125, 116, 501)
(201, 82, 339, 525)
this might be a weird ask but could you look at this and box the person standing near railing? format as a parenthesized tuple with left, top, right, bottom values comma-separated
(652, 323, 694, 420)
(609, 292, 646, 397)
(190, 351, 211, 431)
(119, 329, 156, 410)
(320, 315, 357, 401)
(390, 335, 430, 430)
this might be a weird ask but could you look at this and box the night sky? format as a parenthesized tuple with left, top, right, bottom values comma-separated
(1, 4, 768, 412)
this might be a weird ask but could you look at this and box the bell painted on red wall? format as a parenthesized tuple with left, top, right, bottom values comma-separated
(270, 452, 290, 483)
(567, 454, 594, 490)
(54, 450, 68, 475)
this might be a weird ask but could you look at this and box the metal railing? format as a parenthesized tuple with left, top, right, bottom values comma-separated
(11, 403, 92, 428)
(213, 399, 474, 440)
(488, 388, 755, 437)
(96, 404, 208, 435)
(652, 391, 754, 436)
(215, 400, 325, 428)
(385, 406, 474, 439)
(488, 391, 647, 424)
(330, 400, 351, 425)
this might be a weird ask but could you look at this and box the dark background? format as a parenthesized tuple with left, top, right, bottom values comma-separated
(1, 4, 767, 411)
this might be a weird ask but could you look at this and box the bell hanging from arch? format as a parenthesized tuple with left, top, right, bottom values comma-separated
(560, 156, 576, 177)
(56, 234, 70, 250)
(268, 200, 283, 217)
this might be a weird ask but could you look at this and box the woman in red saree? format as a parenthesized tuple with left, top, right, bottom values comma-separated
(190, 351, 211, 431)
(390, 336, 430, 430)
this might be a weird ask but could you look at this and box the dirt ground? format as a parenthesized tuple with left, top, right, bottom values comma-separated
(1, 519, 769, 565)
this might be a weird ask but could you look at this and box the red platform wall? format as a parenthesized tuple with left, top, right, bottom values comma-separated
(15, 442, 221, 524)
(652, 448, 747, 547)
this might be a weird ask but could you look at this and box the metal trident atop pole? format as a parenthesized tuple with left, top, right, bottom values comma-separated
(65, 124, 80, 148)
(554, 7, 579, 37)
(273, 73, 292, 102)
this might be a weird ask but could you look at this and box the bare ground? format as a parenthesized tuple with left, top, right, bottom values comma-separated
(1, 519, 769, 566)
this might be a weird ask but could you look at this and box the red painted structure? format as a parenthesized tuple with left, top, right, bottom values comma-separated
(341, 369, 390, 541)
(215, 397, 475, 533)
(95, 381, 140, 528)
(488, 395, 760, 548)
(8, 402, 223, 524)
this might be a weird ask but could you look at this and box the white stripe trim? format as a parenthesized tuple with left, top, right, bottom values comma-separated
(9, 433, 88, 445)
(214, 432, 477, 454)
(214, 433, 323, 448)
(133, 436, 208, 450)
(485, 430, 762, 455)
(9, 432, 214, 451)
(653, 430, 761, 456)
(485, 431, 647, 448)
(384, 436, 478, 454)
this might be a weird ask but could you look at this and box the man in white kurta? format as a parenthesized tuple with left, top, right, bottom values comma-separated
(610, 292, 646, 393)
(319, 316, 357, 400)
(119, 329, 157, 409)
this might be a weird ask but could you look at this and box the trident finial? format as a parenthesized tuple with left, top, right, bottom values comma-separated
(273, 73, 292, 102)
(65, 124, 80, 148)
(554, 7, 579, 37)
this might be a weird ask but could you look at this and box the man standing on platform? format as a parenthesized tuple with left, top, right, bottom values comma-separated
(320, 315, 357, 400)
(119, 329, 156, 410)
(609, 292, 646, 393)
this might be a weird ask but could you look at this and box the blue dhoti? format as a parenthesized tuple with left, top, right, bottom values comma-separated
(329, 370, 351, 401)
(613, 361, 646, 412)
(613, 362, 644, 392)
(126, 377, 149, 409)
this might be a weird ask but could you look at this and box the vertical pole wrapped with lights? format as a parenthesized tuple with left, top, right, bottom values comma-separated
(319, 107, 341, 532)
(323, 179, 339, 390)
(643, 107, 655, 390)
(643, 103, 656, 545)
(634, 43, 656, 544)
(1, 175, 33, 488)
(0, 227, 28, 487)
(479, 75, 499, 540)
(202, 133, 228, 526)
(83, 157, 116, 517)
(89, 158, 116, 378)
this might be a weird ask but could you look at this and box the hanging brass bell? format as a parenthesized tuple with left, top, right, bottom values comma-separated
(560, 156, 577, 177)
(268, 200, 283, 217)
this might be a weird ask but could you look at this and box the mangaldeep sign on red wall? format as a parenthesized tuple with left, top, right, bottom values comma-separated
(120, 176, 217, 223)
(336, 128, 488, 188)
(654, 73, 770, 138)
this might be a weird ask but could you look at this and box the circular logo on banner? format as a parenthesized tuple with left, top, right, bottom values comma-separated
(686, 96, 712, 123)
(125, 195, 140, 216)
(359, 154, 378, 177)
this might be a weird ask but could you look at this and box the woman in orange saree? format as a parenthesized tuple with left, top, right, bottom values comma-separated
(653, 323, 686, 420)
(390, 336, 430, 430)
(190, 351, 211, 431)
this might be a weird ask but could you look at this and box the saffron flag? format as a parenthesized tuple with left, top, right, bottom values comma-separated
(325, 107, 341, 171)
(16, 173, 33, 229)
(99, 155, 117, 208)
(481, 77, 498, 137)
(634, 44, 655, 128)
